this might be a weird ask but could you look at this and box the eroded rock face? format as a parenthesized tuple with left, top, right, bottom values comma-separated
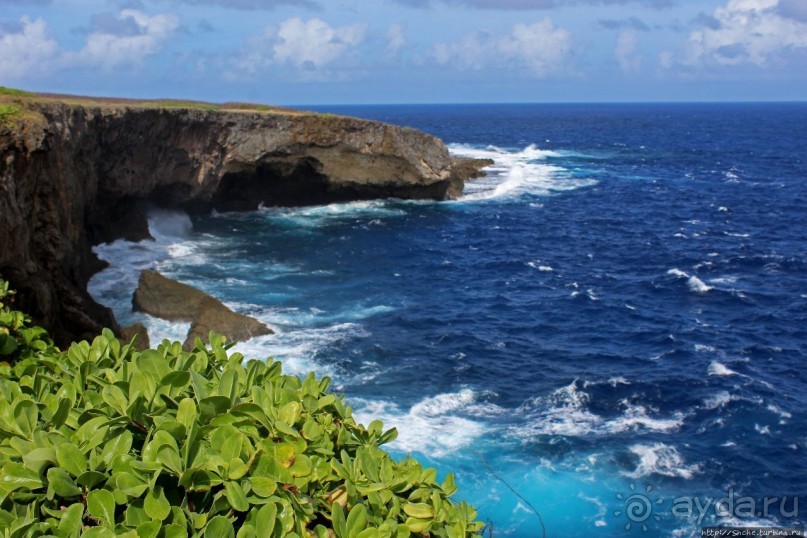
(0, 102, 480, 345)
(132, 270, 272, 349)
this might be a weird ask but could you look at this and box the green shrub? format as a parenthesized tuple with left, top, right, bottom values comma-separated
(0, 280, 483, 537)
(0, 282, 56, 363)
(0, 105, 22, 128)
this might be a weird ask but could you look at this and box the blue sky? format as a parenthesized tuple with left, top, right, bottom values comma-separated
(1, 0, 805, 104)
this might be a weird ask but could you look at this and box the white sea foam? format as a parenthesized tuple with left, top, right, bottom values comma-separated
(255, 200, 407, 228)
(708, 362, 738, 377)
(449, 143, 597, 201)
(626, 443, 700, 479)
(755, 424, 771, 435)
(512, 381, 682, 440)
(688, 276, 712, 293)
(767, 403, 792, 422)
(667, 268, 712, 293)
(351, 389, 502, 458)
(667, 268, 689, 278)
(702, 391, 735, 410)
(528, 261, 556, 271)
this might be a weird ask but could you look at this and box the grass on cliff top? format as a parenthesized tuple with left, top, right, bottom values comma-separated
(0, 87, 34, 97)
(0, 88, 42, 129)
(0, 86, 309, 116)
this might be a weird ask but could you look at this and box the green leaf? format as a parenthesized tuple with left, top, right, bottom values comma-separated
(199, 396, 231, 424)
(228, 458, 248, 480)
(56, 503, 84, 538)
(101, 384, 129, 416)
(76, 471, 107, 489)
(56, 443, 87, 478)
(50, 398, 72, 428)
(161, 371, 190, 390)
(22, 447, 56, 475)
(0, 333, 17, 355)
(278, 401, 301, 425)
(46, 467, 82, 498)
(163, 524, 187, 538)
(254, 502, 277, 535)
(379, 427, 398, 445)
(403, 502, 434, 519)
(13, 400, 38, 438)
(176, 398, 197, 429)
(144, 485, 171, 521)
(347, 504, 368, 536)
(115, 472, 148, 498)
(220, 432, 243, 463)
(82, 527, 116, 538)
(249, 477, 278, 498)
(157, 444, 183, 475)
(0, 462, 44, 491)
(136, 520, 161, 538)
(100, 430, 133, 463)
(87, 489, 116, 527)
(205, 515, 235, 538)
(223, 481, 249, 512)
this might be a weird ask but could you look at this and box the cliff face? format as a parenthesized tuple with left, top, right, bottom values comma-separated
(0, 101, 473, 345)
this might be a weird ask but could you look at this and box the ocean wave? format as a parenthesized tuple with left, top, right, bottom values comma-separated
(449, 144, 597, 201)
(254, 200, 407, 228)
(350, 389, 502, 458)
(510, 381, 683, 440)
(708, 361, 738, 377)
(626, 443, 700, 479)
(667, 268, 713, 293)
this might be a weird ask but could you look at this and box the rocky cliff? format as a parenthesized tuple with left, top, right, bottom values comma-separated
(0, 96, 481, 346)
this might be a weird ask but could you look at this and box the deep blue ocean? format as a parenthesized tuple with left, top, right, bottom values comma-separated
(90, 103, 807, 536)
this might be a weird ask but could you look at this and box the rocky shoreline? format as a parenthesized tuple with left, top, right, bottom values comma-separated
(0, 95, 489, 345)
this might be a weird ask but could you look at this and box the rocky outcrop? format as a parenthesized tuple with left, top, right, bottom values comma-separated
(185, 297, 270, 351)
(448, 157, 494, 197)
(0, 98, 485, 346)
(120, 323, 150, 351)
(133, 270, 272, 350)
(133, 270, 209, 321)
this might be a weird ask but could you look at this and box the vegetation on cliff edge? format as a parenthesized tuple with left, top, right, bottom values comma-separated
(0, 280, 483, 537)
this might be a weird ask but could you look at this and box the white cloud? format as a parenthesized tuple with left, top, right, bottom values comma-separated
(0, 17, 58, 79)
(272, 17, 366, 69)
(230, 17, 367, 79)
(674, 0, 807, 68)
(67, 10, 179, 70)
(386, 23, 408, 58)
(434, 19, 573, 78)
(615, 30, 641, 73)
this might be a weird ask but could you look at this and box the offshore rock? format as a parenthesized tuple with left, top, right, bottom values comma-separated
(0, 97, 465, 346)
(132, 270, 272, 350)
(133, 270, 207, 322)
(184, 296, 271, 351)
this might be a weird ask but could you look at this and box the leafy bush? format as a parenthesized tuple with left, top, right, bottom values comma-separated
(0, 282, 56, 362)
(0, 105, 22, 128)
(0, 280, 483, 537)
